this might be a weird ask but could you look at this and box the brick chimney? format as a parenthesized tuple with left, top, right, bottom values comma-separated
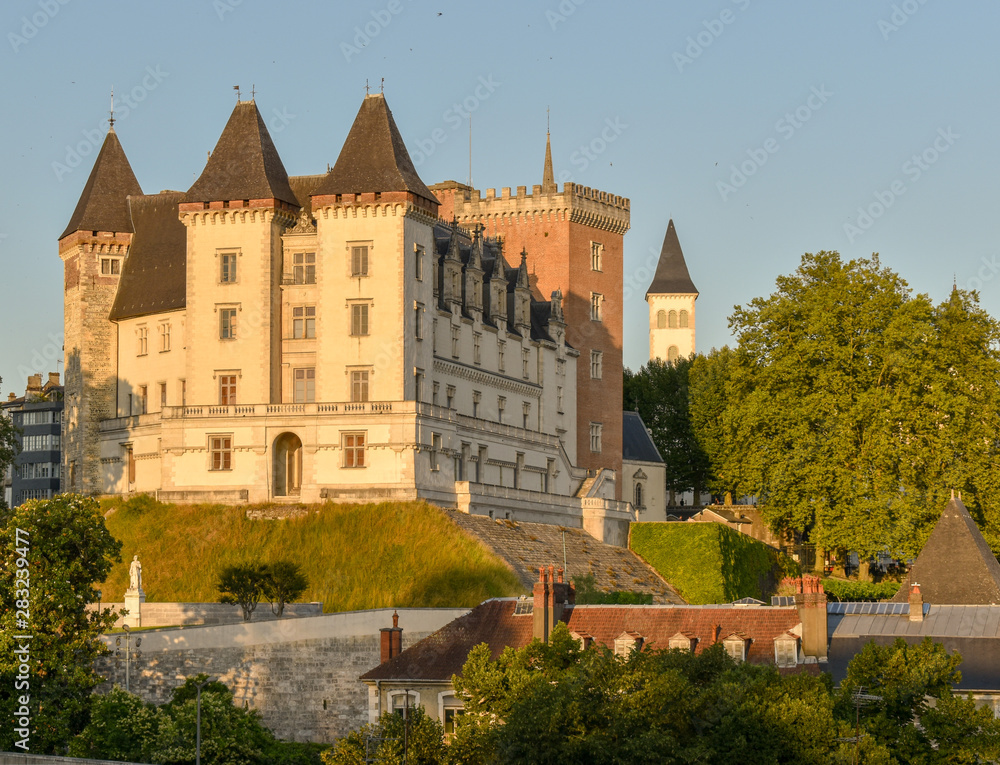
(908, 583, 924, 622)
(26, 374, 42, 393)
(379, 610, 403, 664)
(47, 372, 60, 387)
(787, 575, 828, 661)
(534, 565, 574, 642)
(7, 393, 15, 402)
(533, 567, 550, 641)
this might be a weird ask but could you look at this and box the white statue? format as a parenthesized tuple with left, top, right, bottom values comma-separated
(129, 555, 142, 591)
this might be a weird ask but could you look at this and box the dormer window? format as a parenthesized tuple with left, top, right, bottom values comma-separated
(614, 631, 643, 657)
(668, 632, 696, 652)
(571, 632, 594, 650)
(774, 634, 799, 668)
(723, 634, 749, 663)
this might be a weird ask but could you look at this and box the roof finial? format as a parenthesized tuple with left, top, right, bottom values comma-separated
(109, 87, 115, 130)
(951, 488, 955, 500)
(380, 77, 384, 94)
(365, 79, 369, 96)
(233, 84, 241, 103)
(547, 105, 550, 135)
(251, 83, 256, 100)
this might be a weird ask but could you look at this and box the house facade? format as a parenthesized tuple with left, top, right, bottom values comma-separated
(2, 373, 64, 507)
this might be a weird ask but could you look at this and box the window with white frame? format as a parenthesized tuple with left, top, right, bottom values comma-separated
(590, 241, 603, 272)
(351, 370, 369, 403)
(614, 633, 643, 657)
(351, 304, 369, 336)
(774, 636, 798, 668)
(293, 368, 315, 403)
(440, 695, 463, 737)
(590, 422, 602, 453)
(293, 252, 316, 284)
(342, 432, 366, 468)
(590, 350, 603, 379)
(293, 306, 316, 339)
(390, 692, 419, 718)
(668, 633, 694, 652)
(136, 326, 148, 356)
(723, 636, 747, 663)
(590, 292, 603, 321)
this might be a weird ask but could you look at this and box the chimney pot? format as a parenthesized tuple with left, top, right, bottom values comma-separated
(557, 567, 564, 584)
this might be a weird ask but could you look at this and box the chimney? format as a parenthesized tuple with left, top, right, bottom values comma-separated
(908, 583, 924, 623)
(26, 374, 42, 393)
(533, 567, 550, 641)
(7, 393, 14, 402)
(47, 372, 60, 387)
(791, 575, 828, 661)
(379, 610, 403, 664)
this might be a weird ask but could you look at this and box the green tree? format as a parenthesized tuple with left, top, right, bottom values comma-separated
(724, 252, 1000, 561)
(263, 560, 309, 617)
(322, 706, 445, 765)
(68, 685, 169, 762)
(217, 562, 269, 621)
(0, 400, 20, 494)
(688, 346, 734, 498)
(624, 357, 711, 502)
(0, 494, 123, 753)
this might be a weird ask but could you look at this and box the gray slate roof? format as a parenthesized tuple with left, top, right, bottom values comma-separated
(185, 101, 298, 206)
(891, 498, 1000, 605)
(109, 192, 187, 321)
(312, 94, 437, 204)
(622, 411, 663, 463)
(646, 219, 698, 297)
(60, 129, 142, 239)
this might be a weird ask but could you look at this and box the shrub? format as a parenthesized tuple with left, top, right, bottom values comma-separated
(571, 573, 653, 605)
(821, 578, 901, 602)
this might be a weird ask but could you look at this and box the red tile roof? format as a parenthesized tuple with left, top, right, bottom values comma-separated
(361, 599, 802, 682)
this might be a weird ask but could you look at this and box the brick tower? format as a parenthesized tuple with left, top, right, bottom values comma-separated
(58, 125, 142, 494)
(431, 134, 630, 492)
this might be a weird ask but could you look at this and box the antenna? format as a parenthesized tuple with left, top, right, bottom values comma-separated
(468, 115, 472, 188)
(251, 83, 256, 100)
(365, 79, 369, 95)
(109, 87, 115, 130)
(233, 85, 241, 102)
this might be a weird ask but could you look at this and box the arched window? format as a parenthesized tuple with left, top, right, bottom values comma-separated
(656, 310, 666, 329)
(634, 482, 644, 509)
(679, 310, 689, 328)
(667, 345, 679, 362)
(668, 310, 678, 328)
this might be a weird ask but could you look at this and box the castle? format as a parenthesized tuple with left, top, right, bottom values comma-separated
(57, 92, 684, 541)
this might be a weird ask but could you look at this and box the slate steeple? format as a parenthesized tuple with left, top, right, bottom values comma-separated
(646, 219, 698, 298)
(60, 128, 142, 239)
(184, 100, 297, 206)
(542, 131, 556, 193)
(312, 93, 437, 206)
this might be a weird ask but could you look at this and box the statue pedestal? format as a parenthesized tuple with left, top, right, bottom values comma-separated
(124, 588, 145, 628)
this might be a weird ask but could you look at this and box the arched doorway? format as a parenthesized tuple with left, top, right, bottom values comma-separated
(273, 432, 303, 497)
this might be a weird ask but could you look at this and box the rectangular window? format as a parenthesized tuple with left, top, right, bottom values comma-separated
(219, 375, 237, 405)
(342, 432, 366, 468)
(590, 292, 603, 322)
(293, 368, 315, 403)
(293, 306, 316, 339)
(351, 304, 369, 336)
(472, 391, 481, 418)
(220, 308, 237, 340)
(522, 402, 531, 429)
(159, 382, 167, 408)
(136, 326, 148, 356)
(557, 358, 566, 377)
(591, 350, 603, 379)
(430, 433, 442, 470)
(351, 370, 369, 403)
(473, 332, 482, 365)
(210, 435, 232, 471)
(415, 303, 424, 340)
(138, 385, 148, 415)
(498, 341, 506, 373)
(293, 252, 316, 284)
(414, 369, 424, 401)
(451, 326, 460, 358)
(557, 385, 564, 413)
(351, 244, 369, 277)
(101, 257, 121, 275)
(20, 434, 61, 452)
(590, 422, 603, 453)
(497, 396, 506, 424)
(415, 244, 424, 280)
(181, 379, 186, 406)
(220, 252, 238, 283)
(522, 349, 530, 379)
(446, 385, 456, 410)
(159, 323, 171, 352)
(590, 241, 603, 272)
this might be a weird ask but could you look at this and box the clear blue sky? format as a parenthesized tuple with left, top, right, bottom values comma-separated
(2, 0, 998, 394)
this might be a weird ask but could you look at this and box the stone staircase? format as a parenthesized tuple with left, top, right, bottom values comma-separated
(445, 511, 684, 604)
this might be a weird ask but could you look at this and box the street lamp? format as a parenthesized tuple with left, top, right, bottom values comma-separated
(114, 623, 142, 692)
(195, 676, 216, 765)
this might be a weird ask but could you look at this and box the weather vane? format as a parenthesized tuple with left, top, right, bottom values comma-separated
(234, 85, 241, 102)
(109, 87, 115, 129)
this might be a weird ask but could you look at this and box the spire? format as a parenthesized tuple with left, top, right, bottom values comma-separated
(312, 93, 437, 205)
(184, 100, 297, 206)
(516, 248, 530, 289)
(645, 219, 698, 298)
(60, 129, 142, 240)
(541, 129, 556, 193)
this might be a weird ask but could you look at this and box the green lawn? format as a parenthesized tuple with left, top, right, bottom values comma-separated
(100, 497, 523, 612)
(630, 522, 799, 604)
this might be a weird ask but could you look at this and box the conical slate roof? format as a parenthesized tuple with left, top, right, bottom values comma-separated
(312, 94, 436, 204)
(892, 497, 1000, 605)
(542, 133, 556, 193)
(60, 129, 142, 239)
(185, 101, 297, 206)
(645, 219, 698, 297)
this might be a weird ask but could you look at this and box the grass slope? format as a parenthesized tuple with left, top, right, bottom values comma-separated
(100, 497, 523, 612)
(630, 523, 799, 604)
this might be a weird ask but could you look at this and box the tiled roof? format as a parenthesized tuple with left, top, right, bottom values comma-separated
(891, 498, 1000, 605)
(361, 599, 801, 682)
(185, 101, 298, 206)
(645, 219, 698, 297)
(312, 94, 436, 205)
(60, 129, 142, 239)
(108, 192, 187, 321)
(622, 411, 663, 463)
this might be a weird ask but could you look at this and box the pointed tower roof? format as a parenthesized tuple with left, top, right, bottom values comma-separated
(645, 219, 698, 298)
(60, 129, 142, 239)
(516, 248, 530, 289)
(312, 94, 436, 204)
(185, 101, 297, 206)
(541, 132, 556, 193)
(892, 497, 1000, 605)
